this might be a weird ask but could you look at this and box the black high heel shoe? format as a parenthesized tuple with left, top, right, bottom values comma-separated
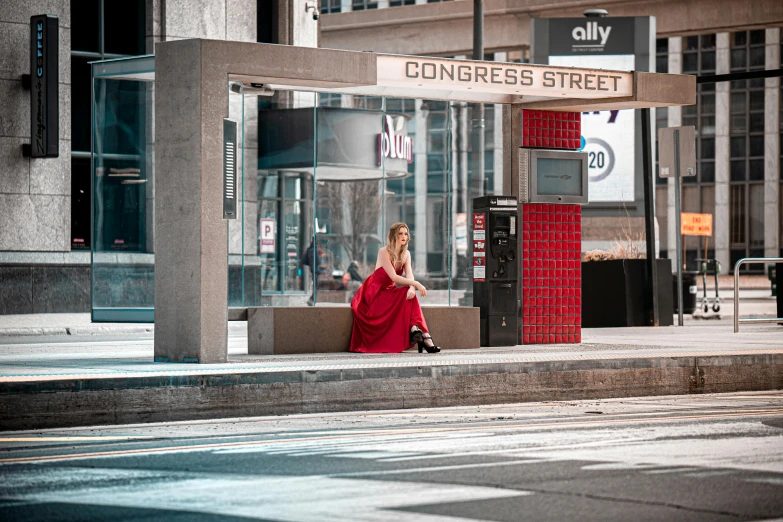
(418, 333, 441, 354)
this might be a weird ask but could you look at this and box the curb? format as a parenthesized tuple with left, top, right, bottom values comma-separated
(0, 326, 154, 338)
(2, 352, 781, 430)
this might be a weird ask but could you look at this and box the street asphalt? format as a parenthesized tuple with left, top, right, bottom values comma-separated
(1, 392, 781, 521)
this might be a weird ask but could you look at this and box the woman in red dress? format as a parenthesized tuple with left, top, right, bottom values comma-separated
(349, 222, 441, 354)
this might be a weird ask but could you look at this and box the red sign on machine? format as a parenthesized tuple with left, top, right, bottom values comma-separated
(473, 212, 486, 282)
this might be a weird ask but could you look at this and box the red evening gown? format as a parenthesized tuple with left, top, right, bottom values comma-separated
(349, 265, 429, 353)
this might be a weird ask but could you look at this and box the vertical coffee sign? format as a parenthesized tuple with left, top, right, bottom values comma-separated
(29, 15, 59, 158)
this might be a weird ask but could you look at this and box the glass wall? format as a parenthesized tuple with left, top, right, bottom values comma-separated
(228, 89, 498, 307)
(92, 55, 499, 319)
(91, 56, 155, 322)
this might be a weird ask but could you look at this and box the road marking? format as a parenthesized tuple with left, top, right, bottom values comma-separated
(1, 408, 781, 465)
(0, 436, 149, 442)
(642, 467, 704, 474)
(8, 469, 530, 522)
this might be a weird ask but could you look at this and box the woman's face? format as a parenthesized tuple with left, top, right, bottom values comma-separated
(396, 227, 409, 246)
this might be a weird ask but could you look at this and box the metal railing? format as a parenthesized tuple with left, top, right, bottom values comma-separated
(733, 257, 783, 333)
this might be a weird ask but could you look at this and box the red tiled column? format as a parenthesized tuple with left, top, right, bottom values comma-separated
(521, 204, 582, 344)
(520, 109, 583, 344)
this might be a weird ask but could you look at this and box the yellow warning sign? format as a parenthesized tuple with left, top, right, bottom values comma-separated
(681, 213, 712, 236)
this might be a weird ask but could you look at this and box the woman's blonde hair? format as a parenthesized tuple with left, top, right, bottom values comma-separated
(386, 222, 409, 269)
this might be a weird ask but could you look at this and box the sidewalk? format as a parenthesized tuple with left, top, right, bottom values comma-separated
(0, 288, 777, 338)
(1, 320, 781, 431)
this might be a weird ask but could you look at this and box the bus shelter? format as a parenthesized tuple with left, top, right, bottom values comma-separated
(99, 39, 693, 363)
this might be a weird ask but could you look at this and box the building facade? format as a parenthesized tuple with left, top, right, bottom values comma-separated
(321, 0, 783, 271)
(0, 0, 781, 315)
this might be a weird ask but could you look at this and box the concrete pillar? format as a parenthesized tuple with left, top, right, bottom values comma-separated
(154, 40, 229, 363)
(503, 105, 522, 199)
(278, 0, 319, 47)
(764, 28, 781, 258)
(666, 37, 682, 259)
(493, 52, 507, 195)
(714, 32, 731, 269)
(154, 40, 375, 363)
(414, 99, 428, 276)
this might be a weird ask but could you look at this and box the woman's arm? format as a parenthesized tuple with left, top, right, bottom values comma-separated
(378, 248, 424, 290)
(403, 252, 427, 298)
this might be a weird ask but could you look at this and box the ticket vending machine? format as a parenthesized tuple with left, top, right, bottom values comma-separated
(472, 196, 519, 347)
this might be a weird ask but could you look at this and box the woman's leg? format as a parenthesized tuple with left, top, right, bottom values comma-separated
(408, 295, 429, 333)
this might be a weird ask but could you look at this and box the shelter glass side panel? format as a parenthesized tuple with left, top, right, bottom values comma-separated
(91, 71, 154, 322)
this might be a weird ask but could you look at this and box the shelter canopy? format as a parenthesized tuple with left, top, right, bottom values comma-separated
(229, 49, 695, 109)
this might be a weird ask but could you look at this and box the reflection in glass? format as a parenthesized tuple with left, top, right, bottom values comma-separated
(91, 57, 155, 321)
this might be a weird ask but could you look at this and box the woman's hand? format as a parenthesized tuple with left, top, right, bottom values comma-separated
(406, 286, 416, 300)
(416, 282, 427, 297)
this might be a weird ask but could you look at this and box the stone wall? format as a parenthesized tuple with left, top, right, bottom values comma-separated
(0, 1, 71, 253)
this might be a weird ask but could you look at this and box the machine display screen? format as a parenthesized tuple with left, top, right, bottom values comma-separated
(536, 158, 583, 196)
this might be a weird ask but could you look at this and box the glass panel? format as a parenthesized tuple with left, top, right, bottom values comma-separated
(730, 114, 746, 133)
(104, 0, 145, 55)
(730, 80, 746, 89)
(700, 161, 715, 183)
(700, 51, 715, 71)
(730, 136, 745, 158)
(227, 82, 250, 307)
(749, 90, 764, 112)
(750, 47, 765, 68)
(700, 34, 716, 50)
(685, 36, 699, 51)
(730, 184, 746, 245)
(749, 159, 764, 181)
(248, 90, 317, 305)
(72, 56, 93, 152)
(313, 94, 385, 306)
(656, 55, 668, 74)
(749, 30, 765, 45)
(700, 138, 715, 160)
(700, 94, 715, 115)
(71, 0, 100, 52)
(730, 92, 746, 114)
(71, 157, 91, 249)
(749, 113, 764, 133)
(749, 184, 764, 246)
(700, 116, 715, 136)
(730, 160, 745, 181)
(749, 136, 764, 157)
(682, 53, 698, 73)
(656, 38, 669, 53)
(91, 57, 155, 321)
(731, 48, 746, 70)
(732, 31, 747, 47)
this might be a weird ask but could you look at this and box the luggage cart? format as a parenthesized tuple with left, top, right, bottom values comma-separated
(696, 258, 721, 313)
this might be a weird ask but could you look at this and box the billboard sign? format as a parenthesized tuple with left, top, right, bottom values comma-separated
(532, 16, 655, 214)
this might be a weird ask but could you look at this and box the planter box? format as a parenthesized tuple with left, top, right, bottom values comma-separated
(582, 259, 673, 327)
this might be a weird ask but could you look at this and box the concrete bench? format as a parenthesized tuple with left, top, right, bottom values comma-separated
(246, 306, 480, 355)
